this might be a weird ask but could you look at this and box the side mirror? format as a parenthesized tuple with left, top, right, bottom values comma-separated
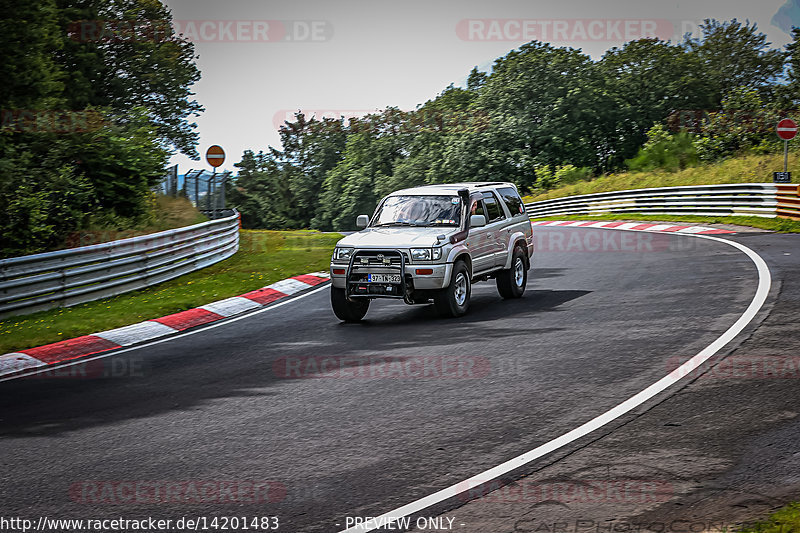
(470, 214, 487, 228)
(356, 215, 370, 229)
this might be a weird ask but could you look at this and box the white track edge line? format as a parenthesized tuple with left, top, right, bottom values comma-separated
(0, 283, 330, 383)
(339, 232, 771, 532)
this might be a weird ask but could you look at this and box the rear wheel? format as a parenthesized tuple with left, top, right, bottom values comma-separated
(434, 261, 471, 317)
(331, 287, 369, 322)
(497, 246, 527, 299)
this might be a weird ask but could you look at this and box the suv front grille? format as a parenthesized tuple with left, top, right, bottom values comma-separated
(347, 250, 407, 299)
(351, 250, 407, 267)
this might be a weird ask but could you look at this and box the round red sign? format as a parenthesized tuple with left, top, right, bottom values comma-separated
(777, 119, 798, 141)
(206, 145, 225, 167)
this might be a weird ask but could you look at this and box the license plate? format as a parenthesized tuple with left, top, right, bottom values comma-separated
(366, 274, 401, 283)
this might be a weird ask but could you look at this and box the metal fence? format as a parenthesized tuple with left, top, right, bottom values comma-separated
(158, 164, 179, 197)
(183, 169, 231, 214)
(0, 211, 240, 319)
(525, 183, 800, 220)
(156, 167, 232, 219)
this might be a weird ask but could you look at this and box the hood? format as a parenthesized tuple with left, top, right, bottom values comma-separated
(336, 227, 456, 248)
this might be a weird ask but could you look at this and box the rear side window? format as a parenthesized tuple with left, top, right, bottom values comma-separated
(497, 187, 525, 216)
(482, 192, 504, 222)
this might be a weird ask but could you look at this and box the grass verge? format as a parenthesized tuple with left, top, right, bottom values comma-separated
(530, 213, 800, 232)
(523, 152, 799, 204)
(738, 501, 800, 533)
(0, 230, 341, 354)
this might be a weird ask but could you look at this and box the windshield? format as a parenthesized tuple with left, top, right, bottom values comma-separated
(372, 195, 462, 227)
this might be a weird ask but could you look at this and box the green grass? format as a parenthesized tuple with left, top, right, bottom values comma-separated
(523, 152, 799, 204)
(531, 213, 800, 232)
(738, 501, 800, 533)
(0, 230, 342, 354)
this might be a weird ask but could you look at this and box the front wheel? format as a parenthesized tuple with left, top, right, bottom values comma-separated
(434, 261, 471, 317)
(496, 246, 528, 299)
(331, 287, 369, 322)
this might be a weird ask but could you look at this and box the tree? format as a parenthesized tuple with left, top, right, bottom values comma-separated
(0, 0, 204, 256)
(466, 67, 488, 91)
(56, 0, 203, 157)
(276, 113, 348, 226)
(69, 107, 169, 218)
(777, 27, 800, 109)
(313, 109, 409, 230)
(692, 88, 780, 161)
(682, 19, 786, 108)
(229, 150, 297, 229)
(598, 39, 702, 164)
(0, 0, 63, 113)
(457, 41, 622, 183)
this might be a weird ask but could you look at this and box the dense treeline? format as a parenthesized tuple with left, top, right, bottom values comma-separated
(0, 0, 201, 257)
(231, 20, 800, 231)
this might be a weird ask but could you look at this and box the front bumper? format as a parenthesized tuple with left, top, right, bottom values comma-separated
(330, 250, 451, 296)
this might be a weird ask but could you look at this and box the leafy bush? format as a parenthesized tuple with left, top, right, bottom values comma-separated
(692, 88, 782, 162)
(0, 143, 93, 256)
(555, 165, 593, 184)
(626, 125, 699, 172)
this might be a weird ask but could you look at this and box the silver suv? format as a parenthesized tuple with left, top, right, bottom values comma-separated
(329, 182, 534, 321)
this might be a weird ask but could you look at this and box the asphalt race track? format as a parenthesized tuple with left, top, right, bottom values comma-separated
(1, 226, 795, 533)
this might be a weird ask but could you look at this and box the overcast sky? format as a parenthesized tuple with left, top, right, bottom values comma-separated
(160, 0, 798, 174)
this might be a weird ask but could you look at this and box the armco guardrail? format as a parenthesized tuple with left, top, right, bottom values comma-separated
(777, 184, 800, 219)
(0, 211, 240, 319)
(525, 183, 800, 220)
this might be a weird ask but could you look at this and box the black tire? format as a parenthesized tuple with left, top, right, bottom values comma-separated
(496, 246, 528, 299)
(331, 287, 369, 322)
(434, 261, 471, 318)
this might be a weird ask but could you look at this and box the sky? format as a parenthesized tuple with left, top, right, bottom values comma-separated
(160, 0, 799, 175)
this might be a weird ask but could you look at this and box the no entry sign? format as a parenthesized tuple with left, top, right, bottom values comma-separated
(206, 145, 225, 167)
(777, 119, 798, 141)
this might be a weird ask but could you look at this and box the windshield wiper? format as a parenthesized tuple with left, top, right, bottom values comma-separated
(373, 222, 423, 227)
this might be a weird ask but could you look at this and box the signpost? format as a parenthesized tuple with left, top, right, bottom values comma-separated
(205, 146, 226, 212)
(775, 119, 797, 183)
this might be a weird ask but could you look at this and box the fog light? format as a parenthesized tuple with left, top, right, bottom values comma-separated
(415, 269, 433, 275)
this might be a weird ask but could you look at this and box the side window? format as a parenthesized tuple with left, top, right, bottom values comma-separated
(482, 192, 504, 222)
(497, 187, 526, 217)
(470, 199, 487, 219)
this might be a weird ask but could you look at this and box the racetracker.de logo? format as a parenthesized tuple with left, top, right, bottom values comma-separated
(458, 478, 674, 504)
(456, 19, 675, 42)
(532, 228, 699, 253)
(272, 355, 491, 379)
(669, 355, 800, 380)
(68, 20, 333, 43)
(69, 481, 286, 504)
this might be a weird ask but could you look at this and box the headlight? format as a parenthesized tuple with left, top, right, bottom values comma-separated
(411, 248, 442, 261)
(333, 247, 353, 261)
(411, 248, 431, 261)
